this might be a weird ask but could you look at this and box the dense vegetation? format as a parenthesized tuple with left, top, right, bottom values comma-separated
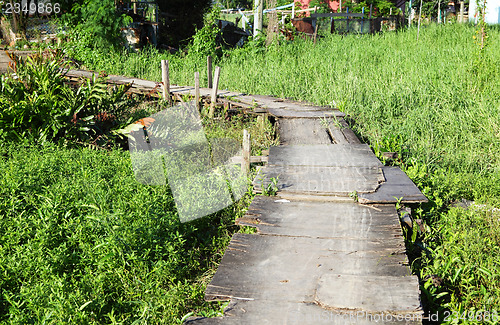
(70, 23, 500, 322)
(0, 49, 276, 323)
(0, 143, 252, 323)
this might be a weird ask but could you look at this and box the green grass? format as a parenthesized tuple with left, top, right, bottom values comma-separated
(0, 142, 239, 323)
(65, 23, 500, 321)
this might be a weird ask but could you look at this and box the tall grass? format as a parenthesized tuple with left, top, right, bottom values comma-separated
(77, 24, 500, 193)
(72, 23, 500, 321)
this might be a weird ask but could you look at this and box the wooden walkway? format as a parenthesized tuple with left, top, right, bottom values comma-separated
(186, 106, 427, 323)
(1, 58, 427, 323)
(60, 68, 427, 324)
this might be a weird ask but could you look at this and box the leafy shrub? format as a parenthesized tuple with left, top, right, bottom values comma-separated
(419, 206, 500, 321)
(188, 6, 222, 59)
(61, 0, 131, 51)
(0, 50, 133, 145)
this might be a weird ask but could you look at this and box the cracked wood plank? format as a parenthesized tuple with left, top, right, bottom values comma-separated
(358, 167, 428, 204)
(268, 144, 382, 167)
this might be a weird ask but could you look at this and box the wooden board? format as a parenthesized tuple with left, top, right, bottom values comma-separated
(268, 144, 382, 167)
(186, 298, 423, 324)
(237, 94, 337, 112)
(315, 274, 421, 314)
(253, 165, 383, 196)
(278, 119, 332, 145)
(358, 167, 428, 204)
(267, 108, 343, 118)
(63, 69, 345, 117)
(338, 117, 362, 144)
(237, 197, 404, 240)
(326, 120, 350, 144)
(205, 233, 412, 302)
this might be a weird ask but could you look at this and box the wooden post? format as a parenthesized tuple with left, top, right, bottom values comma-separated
(361, 6, 365, 33)
(313, 23, 319, 44)
(346, 7, 350, 33)
(437, 0, 441, 23)
(242, 129, 251, 175)
(408, 0, 412, 27)
(207, 56, 213, 88)
(459, 1, 465, 23)
(133, 0, 137, 14)
(194, 71, 200, 110)
(161, 60, 170, 104)
(292, 2, 295, 18)
(209, 66, 221, 118)
(253, 0, 263, 36)
(417, 0, 422, 41)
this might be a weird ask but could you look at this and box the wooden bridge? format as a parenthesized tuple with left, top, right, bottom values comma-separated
(0, 54, 427, 323)
(186, 104, 427, 324)
(61, 68, 427, 324)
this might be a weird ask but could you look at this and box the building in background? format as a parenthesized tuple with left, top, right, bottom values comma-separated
(296, 0, 339, 12)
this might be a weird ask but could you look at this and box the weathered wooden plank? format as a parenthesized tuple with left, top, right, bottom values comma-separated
(253, 165, 383, 195)
(358, 167, 428, 204)
(230, 155, 268, 164)
(267, 108, 344, 118)
(205, 233, 411, 303)
(278, 119, 332, 145)
(63, 69, 346, 117)
(338, 117, 362, 144)
(268, 144, 382, 167)
(237, 197, 403, 239)
(237, 94, 335, 111)
(186, 298, 423, 324)
(315, 274, 421, 314)
(327, 120, 349, 144)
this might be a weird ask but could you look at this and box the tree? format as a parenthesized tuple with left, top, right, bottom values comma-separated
(62, 0, 131, 49)
(156, 0, 212, 47)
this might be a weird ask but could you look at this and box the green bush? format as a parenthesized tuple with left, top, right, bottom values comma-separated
(0, 50, 133, 145)
(61, 0, 131, 51)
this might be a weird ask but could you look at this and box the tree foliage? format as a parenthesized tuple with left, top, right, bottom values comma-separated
(62, 0, 131, 50)
(156, 0, 212, 47)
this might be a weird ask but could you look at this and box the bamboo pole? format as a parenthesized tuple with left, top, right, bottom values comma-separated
(437, 0, 441, 23)
(194, 71, 200, 110)
(207, 56, 213, 88)
(417, 0, 422, 41)
(459, 1, 465, 23)
(161, 60, 170, 104)
(254, 0, 263, 36)
(209, 66, 221, 118)
(242, 129, 251, 175)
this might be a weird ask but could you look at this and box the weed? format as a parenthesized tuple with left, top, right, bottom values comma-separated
(257, 175, 280, 196)
(349, 190, 359, 202)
